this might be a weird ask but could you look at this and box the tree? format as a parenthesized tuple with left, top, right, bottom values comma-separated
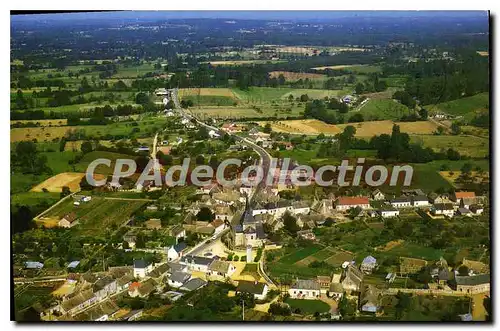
(81, 141, 93, 154)
(263, 123, 272, 134)
(195, 154, 205, 165)
(197, 207, 214, 222)
(395, 291, 412, 320)
(355, 83, 364, 95)
(457, 265, 469, 276)
(282, 211, 299, 235)
(451, 123, 461, 135)
(166, 100, 175, 110)
(135, 92, 149, 105)
(419, 108, 429, 120)
(61, 186, 71, 198)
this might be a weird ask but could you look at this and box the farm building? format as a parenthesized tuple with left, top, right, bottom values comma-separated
(452, 191, 476, 204)
(236, 280, 269, 300)
(335, 196, 370, 211)
(431, 203, 455, 217)
(455, 274, 490, 294)
(288, 279, 321, 299)
(58, 212, 79, 228)
(411, 195, 430, 207)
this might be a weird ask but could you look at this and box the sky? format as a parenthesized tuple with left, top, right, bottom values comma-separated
(11, 10, 489, 23)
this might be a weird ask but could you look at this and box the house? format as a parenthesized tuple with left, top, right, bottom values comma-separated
(297, 229, 316, 241)
(288, 279, 321, 299)
(169, 225, 186, 243)
(385, 273, 396, 283)
(168, 271, 191, 288)
(145, 218, 162, 230)
(24, 261, 44, 269)
(180, 278, 208, 292)
(360, 256, 377, 274)
(180, 255, 215, 272)
(116, 273, 135, 291)
(58, 212, 79, 228)
(469, 204, 484, 215)
(412, 195, 430, 207)
(167, 242, 188, 262)
(239, 183, 253, 196)
(167, 262, 188, 274)
(328, 283, 344, 300)
(119, 309, 143, 321)
(148, 263, 171, 280)
(379, 206, 399, 218)
(129, 279, 158, 298)
(431, 203, 455, 217)
(133, 259, 153, 279)
(59, 289, 97, 316)
(453, 191, 476, 204)
(214, 205, 234, 222)
(360, 285, 380, 313)
(455, 274, 490, 294)
(123, 234, 137, 248)
(457, 208, 473, 217)
(390, 196, 412, 208)
(236, 280, 269, 300)
(211, 219, 226, 233)
(208, 130, 221, 139)
(292, 201, 311, 215)
(342, 264, 364, 292)
(429, 193, 451, 204)
(317, 276, 331, 294)
(213, 191, 242, 206)
(72, 300, 120, 321)
(371, 189, 385, 201)
(207, 260, 236, 278)
(92, 276, 117, 300)
(460, 197, 476, 209)
(335, 196, 370, 211)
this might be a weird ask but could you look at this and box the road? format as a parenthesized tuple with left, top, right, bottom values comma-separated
(170, 88, 272, 206)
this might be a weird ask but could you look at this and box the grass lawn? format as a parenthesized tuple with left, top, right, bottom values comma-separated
(278, 245, 323, 264)
(284, 298, 330, 314)
(11, 191, 61, 208)
(74, 150, 137, 175)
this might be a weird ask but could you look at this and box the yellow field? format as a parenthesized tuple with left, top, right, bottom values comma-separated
(275, 46, 319, 54)
(312, 64, 372, 71)
(258, 119, 342, 135)
(178, 88, 237, 98)
(190, 107, 265, 118)
(11, 119, 67, 127)
(260, 119, 439, 137)
(439, 171, 489, 186)
(376, 239, 405, 252)
(31, 172, 106, 193)
(207, 60, 284, 66)
(269, 71, 325, 80)
(11, 126, 74, 142)
(477, 51, 489, 57)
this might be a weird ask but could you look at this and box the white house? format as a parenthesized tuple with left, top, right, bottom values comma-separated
(379, 207, 399, 218)
(208, 130, 221, 139)
(292, 201, 311, 215)
(236, 280, 269, 300)
(167, 242, 188, 262)
(288, 279, 321, 299)
(390, 197, 412, 208)
(207, 260, 236, 278)
(133, 260, 153, 279)
(179, 255, 214, 272)
(168, 271, 191, 288)
(335, 197, 370, 212)
(412, 195, 430, 207)
(371, 189, 385, 201)
(360, 256, 377, 274)
(431, 203, 455, 218)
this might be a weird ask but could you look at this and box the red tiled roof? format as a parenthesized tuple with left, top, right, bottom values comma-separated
(212, 219, 225, 228)
(337, 196, 370, 206)
(455, 192, 476, 199)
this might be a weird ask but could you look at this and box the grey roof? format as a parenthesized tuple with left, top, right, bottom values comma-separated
(391, 196, 411, 203)
(237, 280, 267, 295)
(149, 263, 171, 278)
(173, 242, 187, 253)
(167, 262, 186, 273)
(209, 260, 233, 274)
(455, 274, 490, 286)
(180, 255, 215, 266)
(329, 283, 344, 293)
(180, 278, 207, 292)
(61, 289, 95, 312)
(434, 203, 455, 211)
(134, 259, 151, 269)
(290, 279, 320, 291)
(362, 256, 377, 265)
(255, 223, 266, 239)
(412, 195, 429, 202)
(92, 276, 115, 292)
(170, 271, 191, 284)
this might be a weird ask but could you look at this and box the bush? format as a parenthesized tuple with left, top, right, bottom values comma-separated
(233, 255, 239, 262)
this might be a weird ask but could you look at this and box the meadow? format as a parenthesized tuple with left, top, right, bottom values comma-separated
(425, 92, 489, 118)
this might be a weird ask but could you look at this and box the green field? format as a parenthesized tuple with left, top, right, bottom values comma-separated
(278, 245, 323, 264)
(74, 151, 137, 175)
(284, 299, 330, 314)
(357, 99, 411, 121)
(410, 134, 489, 158)
(425, 92, 489, 117)
(45, 196, 147, 236)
